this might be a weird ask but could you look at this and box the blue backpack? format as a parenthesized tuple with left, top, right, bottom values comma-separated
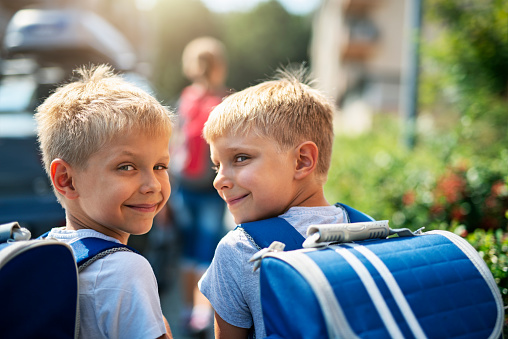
(241, 203, 504, 339)
(0, 222, 138, 339)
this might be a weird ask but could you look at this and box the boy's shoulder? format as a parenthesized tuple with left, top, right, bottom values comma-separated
(279, 204, 346, 230)
(216, 204, 358, 253)
(209, 228, 261, 271)
(237, 204, 376, 250)
(47, 227, 110, 241)
(80, 249, 153, 288)
(218, 227, 257, 252)
(47, 227, 149, 273)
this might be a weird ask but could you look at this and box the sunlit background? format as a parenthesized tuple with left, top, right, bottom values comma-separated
(0, 0, 410, 115)
(0, 0, 507, 335)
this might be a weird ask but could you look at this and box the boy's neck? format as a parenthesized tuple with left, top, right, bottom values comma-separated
(289, 184, 330, 210)
(64, 213, 130, 244)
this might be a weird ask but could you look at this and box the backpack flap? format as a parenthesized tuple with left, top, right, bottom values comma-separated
(0, 239, 79, 339)
(259, 230, 504, 339)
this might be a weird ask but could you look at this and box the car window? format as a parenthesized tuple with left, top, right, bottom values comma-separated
(0, 75, 37, 113)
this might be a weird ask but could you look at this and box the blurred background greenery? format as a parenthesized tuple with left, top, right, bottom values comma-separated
(149, 0, 314, 104)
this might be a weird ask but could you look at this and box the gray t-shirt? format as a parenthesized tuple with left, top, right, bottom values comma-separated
(198, 205, 346, 338)
(47, 228, 166, 339)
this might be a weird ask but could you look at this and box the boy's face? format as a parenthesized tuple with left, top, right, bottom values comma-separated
(69, 128, 171, 243)
(210, 131, 297, 224)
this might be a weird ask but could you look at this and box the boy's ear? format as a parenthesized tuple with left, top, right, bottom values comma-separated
(50, 159, 79, 199)
(294, 141, 318, 180)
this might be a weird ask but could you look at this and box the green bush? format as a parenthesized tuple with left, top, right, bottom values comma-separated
(326, 116, 508, 232)
(462, 227, 508, 312)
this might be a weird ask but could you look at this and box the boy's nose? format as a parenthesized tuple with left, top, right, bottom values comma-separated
(141, 171, 162, 194)
(213, 168, 232, 191)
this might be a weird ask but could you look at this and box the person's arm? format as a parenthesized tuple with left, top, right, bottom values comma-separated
(214, 311, 249, 339)
(156, 316, 173, 339)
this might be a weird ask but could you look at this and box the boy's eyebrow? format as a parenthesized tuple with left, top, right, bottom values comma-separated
(114, 150, 141, 158)
(117, 150, 136, 156)
(220, 143, 257, 151)
(222, 146, 241, 151)
(115, 150, 170, 161)
(218, 146, 252, 155)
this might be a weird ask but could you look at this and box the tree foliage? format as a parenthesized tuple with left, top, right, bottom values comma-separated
(427, 0, 508, 98)
(421, 0, 508, 156)
(150, 0, 313, 104)
(219, 1, 312, 91)
(151, 0, 222, 104)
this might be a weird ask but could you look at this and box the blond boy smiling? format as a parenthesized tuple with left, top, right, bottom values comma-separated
(35, 65, 173, 338)
(198, 68, 347, 339)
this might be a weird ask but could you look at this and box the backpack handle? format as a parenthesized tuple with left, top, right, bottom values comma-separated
(0, 222, 31, 243)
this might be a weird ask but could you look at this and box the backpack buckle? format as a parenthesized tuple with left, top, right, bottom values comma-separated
(249, 241, 286, 272)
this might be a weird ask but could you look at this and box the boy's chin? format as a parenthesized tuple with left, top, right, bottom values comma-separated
(232, 215, 250, 225)
(130, 221, 154, 235)
(233, 213, 267, 225)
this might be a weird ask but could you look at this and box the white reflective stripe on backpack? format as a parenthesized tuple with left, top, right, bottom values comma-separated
(342, 243, 427, 339)
(265, 250, 359, 339)
(332, 246, 406, 339)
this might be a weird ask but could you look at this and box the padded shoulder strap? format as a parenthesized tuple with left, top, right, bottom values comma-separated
(239, 204, 375, 250)
(335, 203, 375, 222)
(39, 232, 139, 272)
(238, 218, 305, 251)
(70, 238, 139, 272)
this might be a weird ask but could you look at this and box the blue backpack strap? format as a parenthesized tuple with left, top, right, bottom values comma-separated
(39, 232, 139, 271)
(70, 238, 139, 271)
(239, 204, 375, 250)
(237, 218, 305, 251)
(335, 202, 375, 222)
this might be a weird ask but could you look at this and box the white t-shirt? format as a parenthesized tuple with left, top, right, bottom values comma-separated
(47, 228, 166, 339)
(198, 205, 346, 339)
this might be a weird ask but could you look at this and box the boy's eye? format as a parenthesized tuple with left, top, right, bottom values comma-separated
(211, 164, 220, 173)
(154, 164, 168, 170)
(235, 155, 249, 163)
(118, 164, 135, 171)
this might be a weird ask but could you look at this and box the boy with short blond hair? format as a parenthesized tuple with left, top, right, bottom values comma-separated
(35, 65, 173, 339)
(198, 67, 346, 338)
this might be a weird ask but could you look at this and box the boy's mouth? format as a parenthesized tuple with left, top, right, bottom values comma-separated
(225, 194, 249, 206)
(125, 203, 159, 213)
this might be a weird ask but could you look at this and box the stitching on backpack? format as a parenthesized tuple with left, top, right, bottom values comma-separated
(238, 226, 262, 251)
(78, 247, 135, 272)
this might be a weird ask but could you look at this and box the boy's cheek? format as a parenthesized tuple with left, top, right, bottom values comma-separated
(162, 182, 171, 200)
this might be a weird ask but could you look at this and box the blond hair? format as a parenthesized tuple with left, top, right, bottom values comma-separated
(35, 64, 173, 176)
(203, 66, 335, 178)
(182, 36, 227, 85)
